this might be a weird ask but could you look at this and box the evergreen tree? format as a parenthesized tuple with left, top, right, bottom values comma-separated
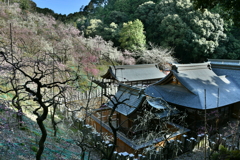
(145, 0, 226, 62)
(119, 19, 146, 52)
(134, 1, 157, 42)
(192, 0, 240, 26)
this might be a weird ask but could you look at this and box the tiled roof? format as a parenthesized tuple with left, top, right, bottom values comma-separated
(101, 64, 166, 82)
(209, 59, 240, 87)
(106, 84, 146, 116)
(145, 63, 240, 110)
(147, 97, 179, 118)
(208, 59, 240, 66)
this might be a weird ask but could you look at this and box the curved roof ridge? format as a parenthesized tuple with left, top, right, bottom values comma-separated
(145, 62, 240, 110)
(172, 62, 215, 95)
(101, 64, 165, 82)
(114, 63, 159, 69)
(171, 71, 197, 95)
(208, 59, 240, 65)
(152, 69, 196, 95)
(101, 66, 117, 79)
(153, 71, 173, 85)
(172, 62, 210, 72)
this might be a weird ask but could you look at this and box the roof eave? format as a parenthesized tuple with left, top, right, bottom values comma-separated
(101, 66, 118, 80)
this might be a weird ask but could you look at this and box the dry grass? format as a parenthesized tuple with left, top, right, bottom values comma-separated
(0, 103, 100, 160)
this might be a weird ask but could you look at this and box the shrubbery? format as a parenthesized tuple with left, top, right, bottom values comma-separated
(211, 145, 240, 160)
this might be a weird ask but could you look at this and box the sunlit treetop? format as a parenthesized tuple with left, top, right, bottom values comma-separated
(191, 0, 240, 26)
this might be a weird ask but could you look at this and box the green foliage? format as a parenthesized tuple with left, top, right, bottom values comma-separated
(112, 0, 156, 16)
(101, 22, 120, 45)
(5, 0, 239, 65)
(19, 0, 30, 10)
(147, 0, 226, 62)
(119, 19, 146, 52)
(81, 0, 240, 62)
(85, 19, 104, 37)
(31, 146, 38, 152)
(76, 16, 88, 32)
(192, 0, 240, 27)
(17, 0, 239, 63)
(113, 0, 131, 13)
(211, 145, 240, 160)
(104, 11, 129, 25)
(19, 143, 25, 146)
(212, 25, 240, 59)
(36, 7, 55, 15)
(134, 1, 156, 42)
(20, 126, 29, 131)
(32, 130, 41, 136)
(0, 1, 134, 74)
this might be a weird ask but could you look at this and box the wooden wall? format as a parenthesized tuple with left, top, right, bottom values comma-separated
(232, 102, 240, 118)
(87, 116, 137, 154)
(87, 116, 185, 156)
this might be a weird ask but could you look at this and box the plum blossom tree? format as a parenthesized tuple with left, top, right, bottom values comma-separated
(137, 43, 176, 70)
(0, 3, 139, 159)
(0, 2, 137, 69)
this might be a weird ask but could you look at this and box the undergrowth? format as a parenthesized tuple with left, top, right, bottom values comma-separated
(0, 102, 98, 160)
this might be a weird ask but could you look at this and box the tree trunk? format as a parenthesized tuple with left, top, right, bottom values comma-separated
(36, 108, 48, 160)
(51, 103, 57, 137)
(17, 108, 23, 127)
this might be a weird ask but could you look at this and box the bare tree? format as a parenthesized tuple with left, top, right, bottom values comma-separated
(131, 97, 187, 158)
(103, 93, 129, 160)
(87, 86, 187, 159)
(66, 92, 130, 160)
(60, 77, 109, 159)
(0, 63, 26, 127)
(0, 48, 79, 160)
(137, 43, 176, 70)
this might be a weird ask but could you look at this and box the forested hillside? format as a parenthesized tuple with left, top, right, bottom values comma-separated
(0, 0, 139, 75)
(73, 0, 240, 62)
(0, 1, 138, 159)
(10, 0, 239, 63)
(0, 0, 240, 159)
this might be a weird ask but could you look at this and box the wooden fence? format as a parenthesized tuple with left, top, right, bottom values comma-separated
(96, 133, 240, 160)
(64, 84, 118, 102)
